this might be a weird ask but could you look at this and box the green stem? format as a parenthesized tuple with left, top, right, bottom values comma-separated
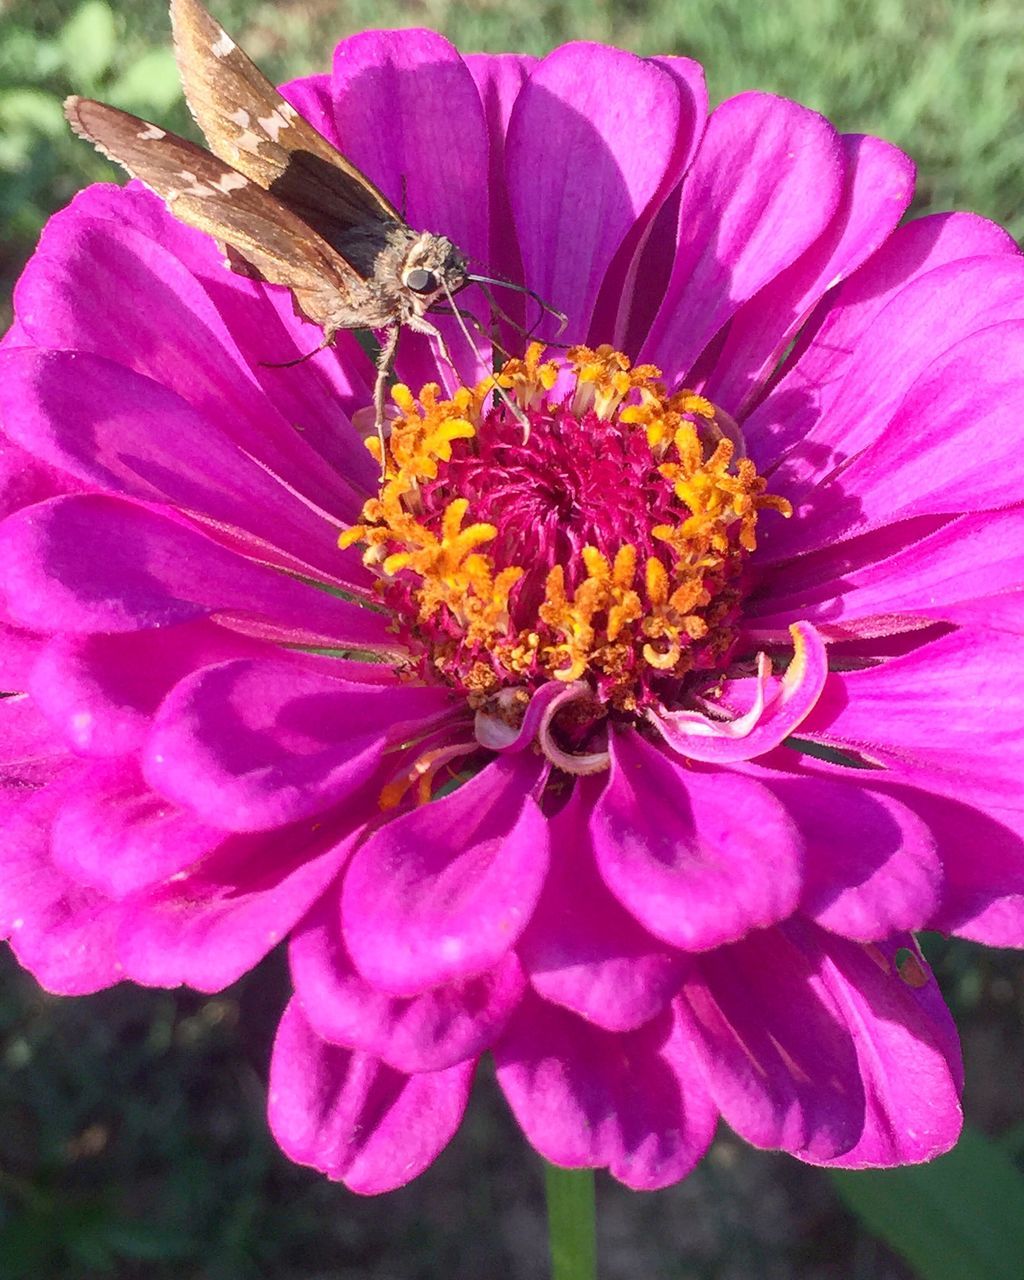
(544, 1162, 597, 1280)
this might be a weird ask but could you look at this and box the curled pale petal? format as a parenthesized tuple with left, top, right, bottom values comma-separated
(342, 754, 550, 995)
(291, 886, 525, 1071)
(517, 779, 691, 1031)
(494, 991, 717, 1190)
(593, 728, 802, 950)
(796, 929, 962, 1167)
(678, 926, 866, 1159)
(144, 659, 452, 831)
(649, 622, 828, 763)
(269, 998, 474, 1194)
(473, 679, 569, 752)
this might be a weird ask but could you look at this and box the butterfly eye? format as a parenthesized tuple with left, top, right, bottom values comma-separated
(405, 268, 438, 294)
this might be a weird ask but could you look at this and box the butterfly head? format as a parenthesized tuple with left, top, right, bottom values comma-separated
(400, 232, 467, 316)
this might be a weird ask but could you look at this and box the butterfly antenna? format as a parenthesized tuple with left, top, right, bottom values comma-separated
(467, 272, 568, 340)
(440, 281, 531, 442)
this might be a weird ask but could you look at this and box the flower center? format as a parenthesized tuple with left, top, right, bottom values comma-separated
(341, 344, 790, 713)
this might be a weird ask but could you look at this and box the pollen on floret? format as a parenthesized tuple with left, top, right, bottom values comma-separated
(339, 343, 790, 709)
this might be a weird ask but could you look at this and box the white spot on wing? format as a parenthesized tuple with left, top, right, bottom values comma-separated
(257, 108, 295, 142)
(137, 124, 166, 140)
(212, 171, 248, 193)
(211, 30, 235, 57)
(228, 108, 251, 128)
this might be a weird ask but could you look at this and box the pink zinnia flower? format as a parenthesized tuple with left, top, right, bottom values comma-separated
(3, 33, 1023, 1196)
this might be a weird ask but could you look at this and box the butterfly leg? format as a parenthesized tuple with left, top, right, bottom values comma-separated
(373, 324, 401, 472)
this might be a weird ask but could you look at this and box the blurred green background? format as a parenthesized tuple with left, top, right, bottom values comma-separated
(2, 0, 1024, 1276)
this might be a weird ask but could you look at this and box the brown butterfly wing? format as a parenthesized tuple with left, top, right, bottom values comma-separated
(169, 0, 401, 263)
(63, 96, 381, 332)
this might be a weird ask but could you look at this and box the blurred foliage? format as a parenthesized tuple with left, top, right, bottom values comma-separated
(2, 0, 1024, 1275)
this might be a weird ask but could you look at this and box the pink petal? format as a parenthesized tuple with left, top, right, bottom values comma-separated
(799, 930, 962, 1167)
(269, 998, 474, 1194)
(745, 210, 1021, 470)
(0, 495, 391, 648)
(291, 885, 525, 1071)
(746, 510, 1024, 639)
(506, 44, 690, 342)
(702, 132, 915, 417)
(0, 347, 366, 573)
(678, 925, 865, 1159)
(464, 53, 536, 301)
(29, 622, 268, 758)
(517, 779, 691, 1031)
(0, 619, 45, 691)
(117, 817, 360, 991)
(800, 629, 1024, 807)
(0, 757, 125, 994)
(764, 318, 1024, 561)
(144, 659, 451, 831)
(739, 761, 942, 938)
(14, 210, 357, 515)
(494, 991, 717, 1190)
(50, 758, 225, 898)
(0, 429, 81, 520)
(342, 754, 550, 995)
(592, 728, 802, 950)
(641, 92, 845, 380)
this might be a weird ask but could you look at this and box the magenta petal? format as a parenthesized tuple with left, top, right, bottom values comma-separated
(801, 629, 1024, 806)
(507, 44, 687, 341)
(679, 926, 865, 1159)
(342, 754, 550, 995)
(517, 780, 690, 1031)
(642, 92, 844, 380)
(746, 509, 1024, 639)
(0, 430, 81, 520)
(0, 618, 45, 691)
(0, 347, 363, 570)
(593, 729, 802, 949)
(0, 495, 389, 648)
(14, 210, 356, 512)
(494, 991, 717, 1190)
(29, 623, 267, 758)
(50, 759, 224, 898)
(145, 659, 450, 831)
(745, 211, 1021, 470)
(743, 765, 942, 938)
(269, 998, 474, 1194)
(702, 132, 915, 417)
(117, 819, 358, 991)
(291, 886, 525, 1071)
(0, 759, 124, 994)
(802, 931, 962, 1167)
